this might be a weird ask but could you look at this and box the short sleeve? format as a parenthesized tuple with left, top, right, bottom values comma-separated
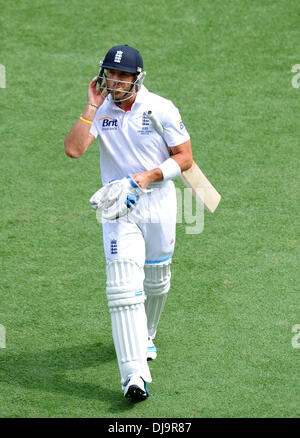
(162, 101, 190, 147)
(90, 120, 98, 139)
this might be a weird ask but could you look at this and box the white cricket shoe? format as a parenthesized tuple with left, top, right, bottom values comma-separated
(122, 374, 149, 402)
(147, 337, 157, 361)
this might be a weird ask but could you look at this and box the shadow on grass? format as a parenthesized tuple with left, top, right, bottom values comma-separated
(0, 342, 136, 414)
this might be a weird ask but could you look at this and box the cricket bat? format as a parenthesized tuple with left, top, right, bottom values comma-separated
(146, 111, 221, 213)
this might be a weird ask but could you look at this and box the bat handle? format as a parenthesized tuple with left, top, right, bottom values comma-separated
(146, 110, 164, 137)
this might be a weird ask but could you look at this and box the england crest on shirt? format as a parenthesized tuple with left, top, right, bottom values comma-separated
(137, 112, 152, 135)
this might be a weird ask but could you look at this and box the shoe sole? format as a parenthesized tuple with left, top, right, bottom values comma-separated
(125, 385, 149, 402)
(147, 355, 156, 361)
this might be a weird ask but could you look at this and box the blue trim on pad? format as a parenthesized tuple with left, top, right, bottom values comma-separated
(145, 257, 171, 265)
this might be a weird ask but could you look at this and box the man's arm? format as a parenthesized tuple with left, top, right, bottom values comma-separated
(169, 140, 193, 171)
(64, 104, 96, 158)
(64, 77, 108, 158)
(132, 140, 193, 188)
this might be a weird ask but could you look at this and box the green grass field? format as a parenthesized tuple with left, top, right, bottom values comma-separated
(1, 0, 299, 418)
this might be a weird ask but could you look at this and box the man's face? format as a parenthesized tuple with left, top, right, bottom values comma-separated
(106, 69, 136, 102)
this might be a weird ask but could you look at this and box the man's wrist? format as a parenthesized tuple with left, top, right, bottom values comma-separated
(82, 103, 98, 121)
(147, 168, 163, 184)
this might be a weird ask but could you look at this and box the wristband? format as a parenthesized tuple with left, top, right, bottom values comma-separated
(79, 116, 92, 125)
(158, 158, 181, 180)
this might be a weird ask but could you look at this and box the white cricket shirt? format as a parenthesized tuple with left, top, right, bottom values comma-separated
(90, 85, 190, 184)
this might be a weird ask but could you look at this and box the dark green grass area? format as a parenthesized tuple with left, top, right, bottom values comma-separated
(1, 0, 299, 417)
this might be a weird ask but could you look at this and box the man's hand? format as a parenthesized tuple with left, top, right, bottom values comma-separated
(88, 76, 109, 107)
(64, 77, 109, 158)
(89, 176, 152, 220)
(132, 169, 163, 189)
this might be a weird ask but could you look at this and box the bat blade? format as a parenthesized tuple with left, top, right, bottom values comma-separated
(181, 162, 221, 213)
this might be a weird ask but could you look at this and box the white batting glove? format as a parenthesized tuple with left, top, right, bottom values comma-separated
(89, 175, 151, 220)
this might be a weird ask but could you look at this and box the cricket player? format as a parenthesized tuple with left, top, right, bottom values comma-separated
(64, 45, 193, 402)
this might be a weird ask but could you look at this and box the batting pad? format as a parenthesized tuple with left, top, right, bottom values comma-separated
(106, 259, 151, 384)
(144, 260, 171, 339)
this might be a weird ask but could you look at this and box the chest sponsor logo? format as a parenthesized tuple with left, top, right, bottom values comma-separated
(99, 116, 118, 130)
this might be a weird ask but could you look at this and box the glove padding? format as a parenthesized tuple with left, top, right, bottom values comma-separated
(89, 175, 151, 220)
